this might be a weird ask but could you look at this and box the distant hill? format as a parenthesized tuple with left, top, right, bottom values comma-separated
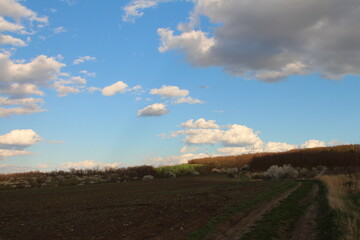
(188, 144, 360, 172)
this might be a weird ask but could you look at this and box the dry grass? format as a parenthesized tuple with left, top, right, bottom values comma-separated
(318, 174, 360, 240)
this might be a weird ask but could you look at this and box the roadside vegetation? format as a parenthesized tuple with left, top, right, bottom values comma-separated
(318, 174, 360, 240)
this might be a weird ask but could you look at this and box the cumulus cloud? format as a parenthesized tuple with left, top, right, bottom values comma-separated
(102, 81, 128, 96)
(0, 0, 47, 50)
(60, 160, 121, 169)
(150, 85, 189, 98)
(173, 96, 203, 104)
(0, 96, 46, 117)
(301, 139, 326, 149)
(0, 16, 24, 32)
(0, 53, 65, 94)
(159, 118, 332, 164)
(73, 56, 96, 65)
(137, 103, 169, 117)
(0, 53, 88, 116)
(181, 118, 219, 129)
(0, 34, 27, 46)
(0, 129, 42, 160)
(0, 0, 48, 23)
(157, 0, 360, 81)
(150, 85, 203, 104)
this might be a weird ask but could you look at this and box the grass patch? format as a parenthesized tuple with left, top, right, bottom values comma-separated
(318, 174, 360, 240)
(186, 181, 297, 240)
(240, 180, 314, 240)
(316, 180, 337, 240)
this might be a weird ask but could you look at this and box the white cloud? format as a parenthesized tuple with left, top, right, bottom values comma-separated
(217, 147, 252, 155)
(73, 56, 96, 65)
(158, 28, 214, 65)
(0, 17, 24, 32)
(181, 118, 219, 129)
(265, 142, 297, 152)
(0, 97, 45, 117)
(150, 85, 203, 104)
(0, 83, 44, 97)
(102, 81, 128, 96)
(0, 34, 27, 46)
(60, 160, 121, 169)
(122, 0, 168, 22)
(158, 0, 360, 81)
(137, 103, 169, 117)
(0, 129, 42, 160)
(301, 139, 326, 149)
(54, 81, 81, 97)
(0, 53, 87, 116)
(173, 96, 203, 104)
(0, 0, 47, 51)
(162, 119, 330, 161)
(150, 85, 189, 98)
(0, 53, 65, 94)
(0, 0, 48, 23)
(0, 129, 42, 147)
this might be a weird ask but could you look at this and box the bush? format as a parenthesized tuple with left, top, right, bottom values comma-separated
(266, 164, 299, 179)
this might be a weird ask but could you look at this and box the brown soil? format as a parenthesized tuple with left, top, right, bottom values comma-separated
(205, 183, 302, 240)
(0, 175, 286, 240)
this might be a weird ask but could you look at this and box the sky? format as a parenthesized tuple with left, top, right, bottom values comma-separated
(0, 0, 359, 173)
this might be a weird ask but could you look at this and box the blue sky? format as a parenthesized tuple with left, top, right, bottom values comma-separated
(0, 0, 359, 173)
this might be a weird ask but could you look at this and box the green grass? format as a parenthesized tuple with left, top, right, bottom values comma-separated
(155, 164, 202, 177)
(186, 181, 297, 240)
(240, 181, 315, 240)
(316, 180, 337, 240)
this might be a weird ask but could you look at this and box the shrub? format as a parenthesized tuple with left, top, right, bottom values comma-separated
(266, 164, 299, 179)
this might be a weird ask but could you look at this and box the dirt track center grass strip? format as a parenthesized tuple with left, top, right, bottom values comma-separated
(240, 181, 316, 240)
(186, 181, 297, 240)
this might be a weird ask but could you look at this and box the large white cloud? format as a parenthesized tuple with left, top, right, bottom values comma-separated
(159, 118, 333, 163)
(0, 53, 88, 116)
(0, 53, 65, 92)
(0, 0, 48, 50)
(157, 0, 360, 81)
(0, 129, 42, 160)
(137, 103, 169, 117)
